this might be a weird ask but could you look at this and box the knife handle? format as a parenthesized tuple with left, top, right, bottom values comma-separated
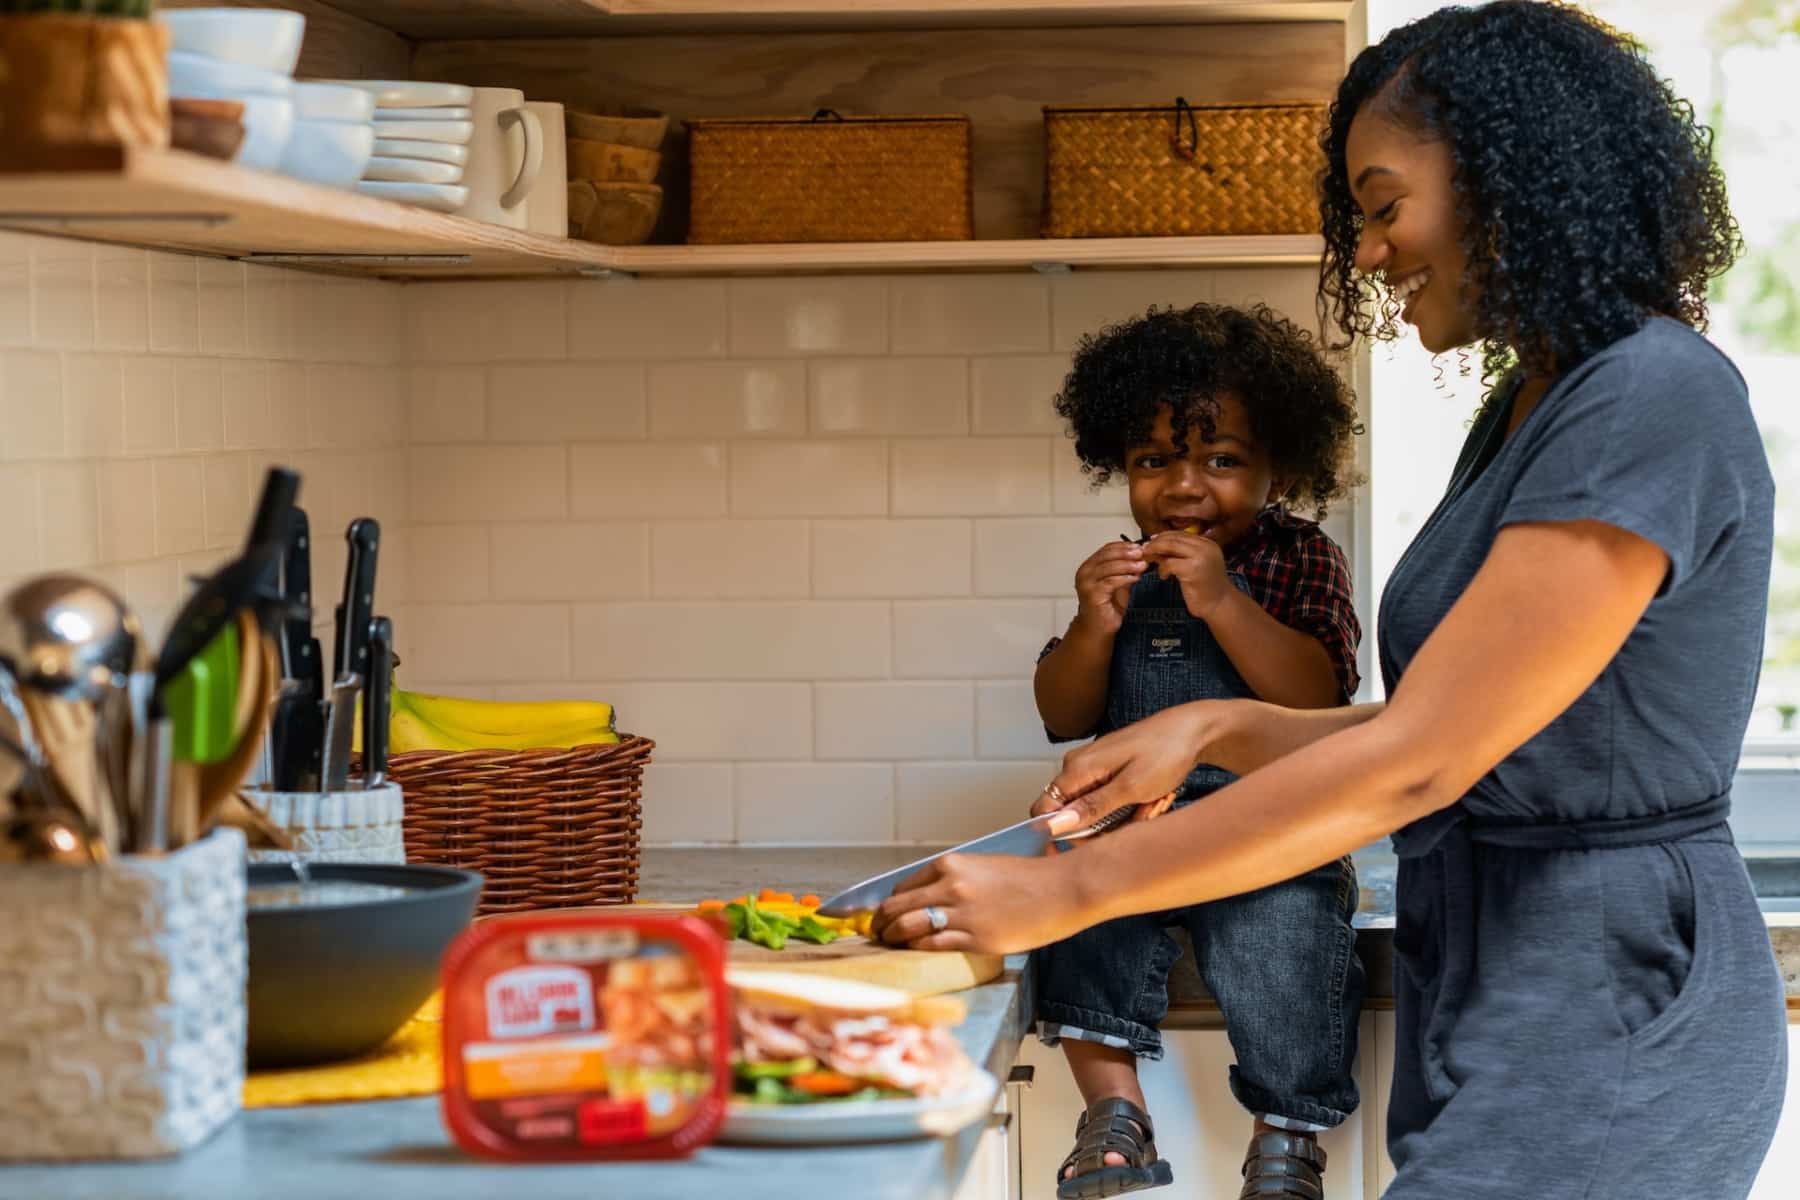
(364, 616, 392, 788)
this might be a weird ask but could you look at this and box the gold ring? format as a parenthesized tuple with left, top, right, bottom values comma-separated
(1042, 783, 1066, 806)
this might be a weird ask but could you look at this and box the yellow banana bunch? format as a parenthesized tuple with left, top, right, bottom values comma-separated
(388, 688, 620, 754)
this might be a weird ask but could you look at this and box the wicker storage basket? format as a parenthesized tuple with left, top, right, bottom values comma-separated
(1043, 98, 1326, 238)
(396, 735, 652, 915)
(687, 109, 973, 244)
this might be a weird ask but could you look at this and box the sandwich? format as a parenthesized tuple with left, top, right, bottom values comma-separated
(727, 970, 973, 1103)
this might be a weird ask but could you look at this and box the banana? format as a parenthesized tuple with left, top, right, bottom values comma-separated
(387, 688, 619, 753)
(400, 689, 614, 738)
(390, 705, 475, 754)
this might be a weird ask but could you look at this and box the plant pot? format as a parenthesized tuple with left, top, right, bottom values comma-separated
(0, 13, 170, 155)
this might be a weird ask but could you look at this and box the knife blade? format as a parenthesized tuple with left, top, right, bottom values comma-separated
(363, 616, 392, 788)
(269, 507, 323, 791)
(320, 673, 361, 792)
(814, 804, 1143, 918)
(323, 518, 379, 791)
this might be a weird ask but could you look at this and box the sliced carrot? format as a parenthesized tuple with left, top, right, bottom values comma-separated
(788, 1071, 862, 1096)
(799, 894, 820, 908)
(696, 899, 726, 912)
(758, 887, 779, 902)
(776, 891, 795, 903)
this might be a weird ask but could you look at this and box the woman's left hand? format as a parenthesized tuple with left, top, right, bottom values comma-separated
(871, 852, 1092, 955)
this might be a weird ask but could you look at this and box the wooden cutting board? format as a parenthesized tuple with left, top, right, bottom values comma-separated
(622, 903, 1004, 997)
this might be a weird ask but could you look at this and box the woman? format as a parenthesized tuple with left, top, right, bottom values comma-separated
(874, 4, 1788, 1196)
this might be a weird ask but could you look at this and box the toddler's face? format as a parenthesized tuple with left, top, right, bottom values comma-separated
(1125, 397, 1279, 549)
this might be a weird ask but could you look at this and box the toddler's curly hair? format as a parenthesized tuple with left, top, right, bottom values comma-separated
(1055, 302, 1362, 519)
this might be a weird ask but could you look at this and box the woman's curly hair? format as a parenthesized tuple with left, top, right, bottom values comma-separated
(1317, 1, 1740, 388)
(1055, 301, 1362, 519)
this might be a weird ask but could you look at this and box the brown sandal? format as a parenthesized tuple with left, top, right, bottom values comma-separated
(1239, 1129, 1327, 1199)
(1056, 1097, 1174, 1200)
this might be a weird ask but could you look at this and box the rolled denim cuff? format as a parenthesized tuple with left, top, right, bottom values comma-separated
(1034, 1003, 1164, 1061)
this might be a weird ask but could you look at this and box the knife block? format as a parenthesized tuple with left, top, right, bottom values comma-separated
(243, 782, 405, 865)
(0, 828, 246, 1160)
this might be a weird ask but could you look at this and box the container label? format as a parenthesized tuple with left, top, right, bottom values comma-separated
(485, 965, 596, 1039)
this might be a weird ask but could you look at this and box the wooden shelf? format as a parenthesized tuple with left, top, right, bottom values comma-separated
(0, 147, 1322, 280)
(338, 1, 1352, 39)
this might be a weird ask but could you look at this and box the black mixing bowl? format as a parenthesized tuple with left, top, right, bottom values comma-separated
(245, 862, 482, 1069)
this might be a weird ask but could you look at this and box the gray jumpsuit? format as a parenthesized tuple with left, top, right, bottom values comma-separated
(1376, 319, 1788, 1198)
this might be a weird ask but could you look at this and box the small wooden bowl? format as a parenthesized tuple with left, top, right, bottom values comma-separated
(568, 137, 660, 184)
(569, 180, 662, 245)
(170, 97, 245, 161)
(565, 107, 668, 151)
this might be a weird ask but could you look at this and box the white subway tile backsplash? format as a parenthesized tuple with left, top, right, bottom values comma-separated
(729, 440, 888, 516)
(572, 601, 889, 680)
(409, 366, 486, 443)
(31, 239, 95, 350)
(202, 455, 250, 551)
(410, 445, 567, 522)
(267, 362, 310, 448)
(896, 762, 1050, 842)
(153, 457, 205, 555)
(570, 278, 727, 360)
(649, 362, 806, 438)
(810, 357, 967, 436)
(220, 361, 270, 451)
(571, 443, 726, 518)
(815, 682, 974, 760)
(812, 518, 971, 598)
(488, 363, 647, 441)
(403, 603, 572, 681)
(974, 516, 1125, 597)
(1210, 267, 1324, 338)
(0, 464, 40, 573)
(891, 276, 1049, 355)
(97, 459, 154, 563)
(970, 355, 1070, 435)
(2, 349, 65, 461)
(148, 253, 199, 354)
(63, 354, 125, 459)
(408, 280, 566, 363)
(892, 437, 1049, 516)
(1054, 450, 1129, 516)
(491, 521, 649, 600)
(121, 354, 177, 456)
(0, 236, 32, 347)
(408, 523, 490, 603)
(652, 519, 808, 598)
(976, 680, 1063, 760)
(93, 246, 149, 353)
(490, 681, 814, 763)
(641, 763, 735, 843)
(893, 599, 1054, 678)
(174, 359, 225, 452)
(1049, 269, 1218, 350)
(243, 264, 288, 359)
(737, 763, 894, 843)
(196, 259, 247, 357)
(729, 278, 887, 357)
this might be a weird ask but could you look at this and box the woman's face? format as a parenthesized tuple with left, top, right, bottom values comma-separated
(1345, 105, 1476, 354)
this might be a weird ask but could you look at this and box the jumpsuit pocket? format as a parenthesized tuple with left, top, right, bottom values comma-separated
(1600, 844, 1704, 1042)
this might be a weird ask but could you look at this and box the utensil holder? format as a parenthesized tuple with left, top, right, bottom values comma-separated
(243, 782, 405, 866)
(0, 828, 246, 1160)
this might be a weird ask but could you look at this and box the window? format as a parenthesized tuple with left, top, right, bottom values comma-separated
(1365, 1, 1800, 738)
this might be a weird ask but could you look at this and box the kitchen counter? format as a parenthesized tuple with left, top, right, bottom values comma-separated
(7, 843, 1795, 1200)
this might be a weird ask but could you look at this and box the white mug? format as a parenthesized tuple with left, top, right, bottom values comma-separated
(458, 86, 542, 229)
(523, 100, 568, 238)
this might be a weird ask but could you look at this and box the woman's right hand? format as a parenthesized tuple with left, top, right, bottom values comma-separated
(1031, 700, 1230, 831)
(1072, 540, 1147, 636)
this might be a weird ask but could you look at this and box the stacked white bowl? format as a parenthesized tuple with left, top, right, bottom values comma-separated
(318, 81, 475, 213)
(160, 8, 376, 189)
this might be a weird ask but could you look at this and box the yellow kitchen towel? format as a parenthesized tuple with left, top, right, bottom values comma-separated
(243, 993, 443, 1108)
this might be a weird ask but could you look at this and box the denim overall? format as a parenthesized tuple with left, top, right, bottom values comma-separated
(1032, 570, 1365, 1129)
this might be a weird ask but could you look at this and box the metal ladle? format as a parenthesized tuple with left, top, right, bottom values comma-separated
(0, 575, 141, 703)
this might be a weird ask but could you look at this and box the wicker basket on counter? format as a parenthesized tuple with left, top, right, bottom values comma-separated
(395, 736, 652, 915)
(1042, 98, 1327, 238)
(686, 109, 973, 244)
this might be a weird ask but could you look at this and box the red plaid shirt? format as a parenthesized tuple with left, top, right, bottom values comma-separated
(1039, 508, 1362, 700)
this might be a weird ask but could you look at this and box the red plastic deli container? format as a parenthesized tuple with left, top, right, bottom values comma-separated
(440, 911, 731, 1160)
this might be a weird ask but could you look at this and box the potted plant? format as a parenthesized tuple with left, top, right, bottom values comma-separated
(0, 0, 170, 159)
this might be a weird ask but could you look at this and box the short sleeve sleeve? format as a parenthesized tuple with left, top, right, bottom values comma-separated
(1277, 531, 1362, 701)
(1499, 330, 1758, 593)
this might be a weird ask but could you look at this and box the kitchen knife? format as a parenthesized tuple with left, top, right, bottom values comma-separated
(269, 507, 324, 791)
(320, 674, 361, 792)
(814, 804, 1141, 918)
(363, 616, 392, 788)
(322, 519, 379, 791)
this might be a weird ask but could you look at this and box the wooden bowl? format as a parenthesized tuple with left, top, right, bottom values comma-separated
(565, 107, 668, 151)
(569, 180, 662, 245)
(567, 137, 661, 184)
(170, 97, 245, 161)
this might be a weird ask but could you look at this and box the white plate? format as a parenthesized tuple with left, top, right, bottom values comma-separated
(371, 119, 473, 145)
(371, 138, 469, 166)
(717, 1069, 998, 1145)
(317, 79, 474, 109)
(363, 155, 463, 185)
(292, 82, 375, 123)
(168, 50, 292, 98)
(161, 9, 305, 75)
(374, 106, 473, 122)
(356, 180, 469, 213)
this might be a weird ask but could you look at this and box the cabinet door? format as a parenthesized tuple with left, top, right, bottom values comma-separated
(1016, 1024, 1375, 1200)
(1747, 1022, 1800, 1199)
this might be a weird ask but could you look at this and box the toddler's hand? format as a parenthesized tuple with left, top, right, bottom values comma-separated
(1141, 530, 1230, 620)
(1072, 540, 1146, 636)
